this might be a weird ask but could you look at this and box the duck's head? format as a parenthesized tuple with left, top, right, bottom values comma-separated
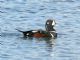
(45, 19, 56, 31)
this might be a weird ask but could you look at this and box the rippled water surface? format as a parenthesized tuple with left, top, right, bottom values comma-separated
(0, 0, 80, 60)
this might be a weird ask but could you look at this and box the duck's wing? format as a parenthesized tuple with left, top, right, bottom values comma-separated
(37, 29, 50, 35)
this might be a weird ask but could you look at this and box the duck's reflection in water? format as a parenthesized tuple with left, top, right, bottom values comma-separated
(21, 37, 56, 55)
(42, 38, 56, 53)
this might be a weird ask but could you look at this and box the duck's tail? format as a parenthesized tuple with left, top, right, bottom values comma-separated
(16, 29, 25, 33)
(16, 29, 28, 36)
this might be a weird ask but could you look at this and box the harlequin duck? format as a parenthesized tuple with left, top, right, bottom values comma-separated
(17, 19, 57, 38)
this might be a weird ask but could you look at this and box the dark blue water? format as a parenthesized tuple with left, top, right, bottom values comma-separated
(0, 0, 80, 60)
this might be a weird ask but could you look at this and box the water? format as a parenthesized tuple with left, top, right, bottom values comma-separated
(0, 0, 80, 60)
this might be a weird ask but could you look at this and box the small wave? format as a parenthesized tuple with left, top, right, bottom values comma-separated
(0, 32, 21, 37)
(0, 11, 6, 13)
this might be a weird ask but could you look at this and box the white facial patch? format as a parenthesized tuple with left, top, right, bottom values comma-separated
(47, 22, 49, 24)
(52, 20, 56, 26)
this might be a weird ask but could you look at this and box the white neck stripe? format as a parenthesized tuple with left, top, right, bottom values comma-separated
(50, 33, 54, 37)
